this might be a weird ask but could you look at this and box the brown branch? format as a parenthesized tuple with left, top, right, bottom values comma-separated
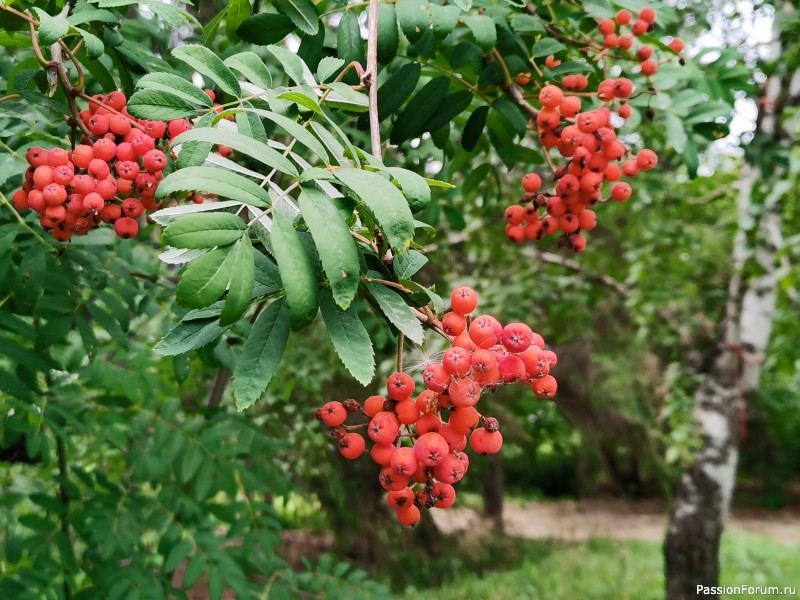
(397, 333, 405, 372)
(501, 80, 539, 119)
(522, 247, 632, 298)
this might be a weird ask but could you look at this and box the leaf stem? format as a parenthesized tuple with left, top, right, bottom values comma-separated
(397, 333, 405, 372)
(366, 0, 381, 159)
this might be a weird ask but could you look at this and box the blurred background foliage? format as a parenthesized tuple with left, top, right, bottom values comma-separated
(1, 0, 799, 597)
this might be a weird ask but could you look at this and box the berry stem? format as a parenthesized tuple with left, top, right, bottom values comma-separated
(361, 276, 415, 294)
(397, 333, 405, 372)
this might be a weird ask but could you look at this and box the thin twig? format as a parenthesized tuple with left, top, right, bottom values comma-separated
(397, 333, 405, 372)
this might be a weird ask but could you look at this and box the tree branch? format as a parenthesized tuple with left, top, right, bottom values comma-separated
(366, 0, 381, 159)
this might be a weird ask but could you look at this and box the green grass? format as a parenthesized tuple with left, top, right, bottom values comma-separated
(400, 534, 800, 600)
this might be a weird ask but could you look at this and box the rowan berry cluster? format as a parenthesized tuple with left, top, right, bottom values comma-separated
(507, 6, 679, 252)
(314, 287, 557, 527)
(10, 90, 225, 242)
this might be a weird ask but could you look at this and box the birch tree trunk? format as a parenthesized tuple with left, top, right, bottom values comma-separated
(664, 14, 798, 598)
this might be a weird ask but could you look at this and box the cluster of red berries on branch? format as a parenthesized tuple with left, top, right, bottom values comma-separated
(314, 287, 557, 527)
(10, 89, 228, 242)
(505, 7, 675, 252)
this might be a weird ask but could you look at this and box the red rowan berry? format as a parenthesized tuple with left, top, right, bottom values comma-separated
(618, 34, 634, 50)
(636, 149, 658, 170)
(469, 315, 502, 349)
(615, 9, 632, 25)
(470, 427, 503, 454)
(368, 414, 399, 444)
(631, 19, 649, 36)
(396, 398, 419, 425)
(397, 504, 420, 526)
(379, 467, 410, 491)
(338, 433, 365, 459)
(370, 442, 395, 466)
(603, 34, 619, 49)
(506, 224, 525, 243)
(498, 354, 526, 383)
(423, 364, 449, 393)
(441, 311, 466, 336)
(641, 59, 658, 76)
(598, 18, 615, 35)
(570, 233, 587, 253)
(637, 45, 654, 61)
(669, 38, 685, 53)
(539, 85, 564, 110)
(414, 432, 449, 467)
(416, 413, 443, 435)
(131, 134, 155, 156)
(142, 149, 167, 173)
(99, 202, 122, 223)
(611, 182, 632, 201)
(114, 216, 139, 239)
(560, 96, 581, 118)
(532, 375, 558, 398)
(87, 159, 111, 180)
(639, 6, 656, 23)
(26, 147, 48, 167)
(450, 286, 478, 315)
(27, 190, 46, 214)
(515, 72, 532, 86)
(448, 377, 481, 408)
(434, 453, 466, 484)
(443, 347, 472, 377)
(504, 205, 524, 225)
(387, 372, 415, 400)
(168, 119, 192, 138)
(320, 401, 347, 427)
(432, 482, 456, 508)
(388, 487, 414, 511)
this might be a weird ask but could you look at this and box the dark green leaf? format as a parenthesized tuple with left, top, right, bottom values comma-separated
(421, 90, 472, 133)
(320, 288, 374, 385)
(203, 8, 228, 47)
(172, 128, 299, 177)
(233, 299, 291, 409)
(378, 63, 421, 121)
(337, 11, 365, 65)
(462, 15, 496, 51)
(333, 168, 415, 249)
(396, 0, 431, 43)
(33, 9, 69, 45)
(317, 57, 345, 83)
(176, 248, 235, 309)
(162, 212, 246, 249)
(224, 52, 273, 90)
(126, 89, 196, 121)
(154, 319, 228, 356)
(298, 187, 360, 309)
(220, 236, 255, 326)
(172, 44, 242, 98)
(135, 73, 213, 107)
(532, 38, 566, 58)
(363, 278, 425, 344)
(266, 45, 308, 85)
(158, 167, 271, 207)
(394, 249, 428, 279)
(275, 0, 319, 35)
(227, 0, 253, 37)
(462, 105, 489, 151)
(237, 13, 295, 46)
(377, 3, 399, 63)
(390, 77, 449, 144)
(382, 167, 430, 213)
(430, 4, 461, 38)
(271, 213, 320, 330)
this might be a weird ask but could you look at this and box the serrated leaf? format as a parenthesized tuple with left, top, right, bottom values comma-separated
(177, 112, 216, 168)
(209, 568, 224, 600)
(390, 77, 449, 144)
(135, 73, 213, 107)
(271, 212, 320, 330)
(363, 278, 425, 344)
(532, 38, 566, 58)
(266, 45, 308, 85)
(510, 14, 544, 33)
(204, 7, 228, 47)
(461, 15, 496, 51)
(298, 188, 360, 309)
(126, 89, 196, 121)
(233, 299, 290, 409)
(317, 57, 345, 82)
(73, 27, 104, 59)
(157, 167, 271, 207)
(162, 212, 246, 249)
(172, 128, 298, 177)
(377, 3, 399, 63)
(275, 0, 319, 35)
(253, 250, 282, 295)
(333, 168, 415, 249)
(155, 318, 228, 355)
(176, 247, 235, 309)
(394, 250, 428, 279)
(337, 11, 364, 64)
(237, 13, 295, 46)
(665, 111, 688, 153)
(277, 91, 321, 115)
(430, 4, 461, 39)
(232, 107, 329, 162)
(150, 200, 243, 226)
(227, 0, 253, 37)
(492, 98, 528, 137)
(224, 52, 273, 90)
(220, 236, 255, 326)
(377, 63, 421, 121)
(34, 9, 69, 45)
(462, 104, 489, 151)
(236, 108, 268, 144)
(320, 288, 374, 385)
(172, 44, 242, 98)
(325, 82, 369, 112)
(383, 167, 430, 213)
(396, 0, 431, 43)
(68, 6, 119, 25)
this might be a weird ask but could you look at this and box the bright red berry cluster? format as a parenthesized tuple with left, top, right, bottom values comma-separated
(314, 287, 557, 527)
(10, 89, 225, 242)
(506, 7, 681, 252)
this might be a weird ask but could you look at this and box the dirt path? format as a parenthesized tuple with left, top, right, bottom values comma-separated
(431, 499, 800, 545)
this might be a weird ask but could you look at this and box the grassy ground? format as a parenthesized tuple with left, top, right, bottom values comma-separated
(400, 534, 800, 600)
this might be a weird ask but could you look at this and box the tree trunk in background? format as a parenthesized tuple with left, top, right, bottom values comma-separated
(481, 453, 504, 529)
(665, 19, 798, 598)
